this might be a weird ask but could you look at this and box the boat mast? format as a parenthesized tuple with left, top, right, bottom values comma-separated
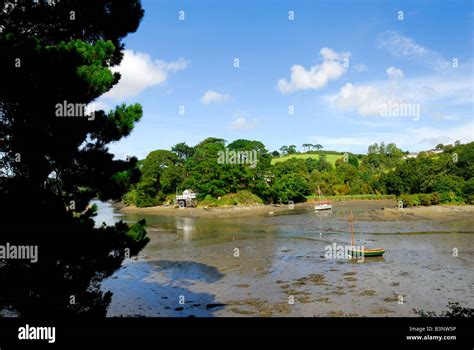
(350, 210, 355, 247)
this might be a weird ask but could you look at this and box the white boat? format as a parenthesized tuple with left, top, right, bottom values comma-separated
(314, 186, 332, 211)
(314, 203, 332, 211)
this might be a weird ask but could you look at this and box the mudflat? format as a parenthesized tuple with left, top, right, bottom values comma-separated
(118, 200, 474, 222)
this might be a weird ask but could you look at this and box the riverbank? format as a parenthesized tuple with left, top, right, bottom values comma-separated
(117, 200, 474, 222)
(118, 202, 300, 218)
(360, 204, 474, 223)
(103, 200, 474, 317)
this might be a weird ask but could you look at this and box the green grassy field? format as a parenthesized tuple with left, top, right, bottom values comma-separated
(271, 153, 343, 165)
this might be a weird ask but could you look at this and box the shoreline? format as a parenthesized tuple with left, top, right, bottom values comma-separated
(116, 200, 474, 221)
(118, 202, 311, 218)
(360, 204, 474, 222)
(106, 200, 474, 317)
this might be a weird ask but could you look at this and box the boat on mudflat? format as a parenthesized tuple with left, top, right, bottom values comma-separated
(348, 210, 385, 257)
(314, 186, 332, 211)
(314, 203, 332, 211)
(347, 247, 385, 257)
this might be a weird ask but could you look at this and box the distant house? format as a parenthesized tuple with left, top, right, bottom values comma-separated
(402, 152, 418, 160)
(402, 148, 444, 160)
(428, 149, 443, 154)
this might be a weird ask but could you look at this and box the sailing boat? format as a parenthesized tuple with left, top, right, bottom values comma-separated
(347, 210, 385, 257)
(314, 186, 332, 211)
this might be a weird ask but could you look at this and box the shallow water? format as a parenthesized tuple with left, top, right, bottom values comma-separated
(95, 201, 474, 317)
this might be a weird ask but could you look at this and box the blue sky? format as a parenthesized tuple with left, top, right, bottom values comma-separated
(97, 0, 474, 159)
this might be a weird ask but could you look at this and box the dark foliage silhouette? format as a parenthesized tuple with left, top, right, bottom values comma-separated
(0, 0, 149, 317)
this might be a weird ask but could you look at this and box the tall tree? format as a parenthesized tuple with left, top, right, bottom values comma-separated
(279, 145, 288, 155)
(287, 145, 297, 154)
(171, 142, 194, 160)
(0, 0, 149, 317)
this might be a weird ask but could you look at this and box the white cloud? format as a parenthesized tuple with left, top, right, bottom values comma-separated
(386, 66, 404, 79)
(377, 31, 450, 71)
(230, 112, 257, 130)
(410, 123, 474, 147)
(331, 65, 472, 119)
(102, 50, 188, 100)
(320, 47, 350, 61)
(354, 64, 368, 72)
(411, 74, 473, 105)
(430, 113, 461, 121)
(335, 83, 397, 116)
(309, 121, 473, 153)
(278, 47, 350, 93)
(201, 90, 230, 105)
(418, 135, 451, 145)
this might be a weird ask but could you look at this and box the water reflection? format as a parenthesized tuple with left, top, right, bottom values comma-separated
(176, 217, 196, 242)
(91, 200, 124, 227)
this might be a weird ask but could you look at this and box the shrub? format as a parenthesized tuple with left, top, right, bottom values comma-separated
(462, 177, 474, 203)
(226, 190, 263, 205)
(439, 191, 464, 204)
(400, 194, 415, 207)
(135, 196, 158, 208)
(430, 192, 440, 205)
(198, 191, 263, 208)
(126, 219, 150, 244)
(414, 302, 474, 318)
(439, 192, 452, 203)
(466, 195, 474, 204)
(418, 193, 432, 206)
(273, 173, 309, 203)
(199, 195, 218, 207)
(399, 193, 441, 207)
(123, 188, 158, 207)
(431, 174, 465, 195)
(122, 188, 138, 205)
(332, 184, 350, 196)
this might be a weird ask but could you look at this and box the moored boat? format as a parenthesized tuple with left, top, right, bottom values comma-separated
(347, 247, 385, 257)
(314, 203, 332, 211)
(348, 210, 385, 257)
(314, 186, 332, 211)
